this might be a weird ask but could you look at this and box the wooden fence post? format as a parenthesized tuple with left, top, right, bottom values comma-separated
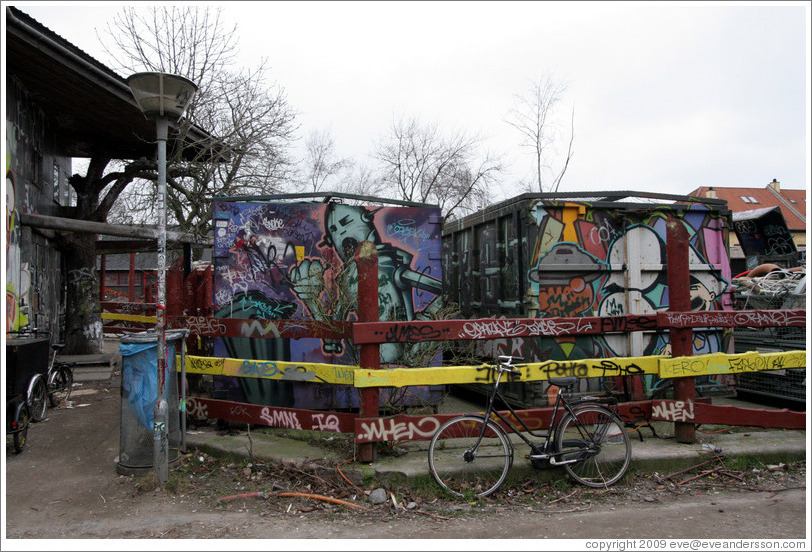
(356, 241, 380, 462)
(666, 215, 696, 443)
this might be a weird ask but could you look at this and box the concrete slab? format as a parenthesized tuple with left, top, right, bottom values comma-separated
(184, 423, 807, 490)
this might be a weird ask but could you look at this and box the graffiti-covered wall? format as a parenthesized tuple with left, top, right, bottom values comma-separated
(5, 78, 69, 336)
(443, 196, 732, 375)
(211, 200, 444, 409)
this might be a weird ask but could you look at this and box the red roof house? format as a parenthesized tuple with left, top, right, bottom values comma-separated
(688, 180, 806, 270)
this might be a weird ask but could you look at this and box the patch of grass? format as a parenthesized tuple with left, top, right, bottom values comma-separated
(165, 471, 195, 495)
(722, 455, 765, 472)
(552, 477, 572, 492)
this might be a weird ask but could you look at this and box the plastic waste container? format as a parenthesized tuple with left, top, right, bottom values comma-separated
(117, 329, 186, 475)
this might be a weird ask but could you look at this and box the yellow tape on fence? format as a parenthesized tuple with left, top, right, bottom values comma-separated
(101, 312, 157, 323)
(178, 350, 805, 388)
(659, 350, 806, 378)
(353, 355, 664, 388)
(182, 355, 356, 385)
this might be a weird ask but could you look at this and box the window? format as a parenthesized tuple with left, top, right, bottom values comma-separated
(53, 163, 60, 203)
(740, 196, 751, 204)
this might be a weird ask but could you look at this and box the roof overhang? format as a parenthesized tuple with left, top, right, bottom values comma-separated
(5, 6, 217, 161)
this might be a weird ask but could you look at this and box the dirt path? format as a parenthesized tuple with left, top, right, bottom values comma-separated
(4, 377, 807, 542)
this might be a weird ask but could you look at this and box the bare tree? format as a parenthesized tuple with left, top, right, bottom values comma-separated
(60, 6, 297, 353)
(343, 162, 388, 200)
(298, 127, 352, 193)
(506, 75, 574, 193)
(374, 116, 502, 219)
(102, 7, 298, 239)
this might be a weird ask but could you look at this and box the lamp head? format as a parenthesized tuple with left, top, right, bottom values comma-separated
(126, 72, 198, 121)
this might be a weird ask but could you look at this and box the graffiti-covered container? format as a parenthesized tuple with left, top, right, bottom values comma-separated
(117, 330, 185, 474)
(211, 199, 445, 410)
(442, 192, 733, 407)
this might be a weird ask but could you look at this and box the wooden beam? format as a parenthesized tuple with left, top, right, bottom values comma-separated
(20, 212, 211, 245)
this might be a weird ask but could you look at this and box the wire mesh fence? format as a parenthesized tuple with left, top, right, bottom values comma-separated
(731, 267, 806, 405)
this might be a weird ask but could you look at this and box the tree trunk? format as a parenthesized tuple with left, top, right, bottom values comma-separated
(62, 231, 104, 355)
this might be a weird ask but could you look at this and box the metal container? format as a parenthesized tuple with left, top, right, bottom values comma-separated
(116, 330, 186, 475)
(442, 191, 734, 406)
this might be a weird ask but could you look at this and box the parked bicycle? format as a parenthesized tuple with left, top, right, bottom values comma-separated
(428, 355, 632, 498)
(46, 342, 74, 408)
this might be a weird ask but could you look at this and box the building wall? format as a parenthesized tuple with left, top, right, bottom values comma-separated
(6, 77, 70, 336)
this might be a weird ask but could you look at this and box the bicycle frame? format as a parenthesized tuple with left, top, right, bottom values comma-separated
(473, 364, 608, 466)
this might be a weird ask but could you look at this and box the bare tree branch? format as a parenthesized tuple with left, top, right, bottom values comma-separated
(374, 115, 502, 219)
(505, 75, 574, 192)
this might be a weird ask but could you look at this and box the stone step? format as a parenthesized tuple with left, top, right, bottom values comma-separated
(56, 352, 119, 382)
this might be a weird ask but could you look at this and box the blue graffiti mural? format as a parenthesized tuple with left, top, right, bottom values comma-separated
(212, 201, 444, 409)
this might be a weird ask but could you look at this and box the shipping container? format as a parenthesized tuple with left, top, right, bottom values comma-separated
(442, 191, 734, 407)
(211, 195, 445, 411)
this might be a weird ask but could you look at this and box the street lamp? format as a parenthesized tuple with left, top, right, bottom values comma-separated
(127, 72, 197, 483)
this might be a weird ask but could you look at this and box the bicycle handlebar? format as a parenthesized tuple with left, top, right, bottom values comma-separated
(495, 355, 523, 375)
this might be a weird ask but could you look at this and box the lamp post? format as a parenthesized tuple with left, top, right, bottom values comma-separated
(126, 72, 197, 483)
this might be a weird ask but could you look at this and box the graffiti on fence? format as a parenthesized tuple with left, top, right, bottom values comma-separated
(659, 350, 805, 378)
(187, 356, 226, 375)
(184, 316, 227, 336)
(259, 407, 302, 429)
(355, 416, 441, 443)
(651, 400, 695, 422)
(183, 355, 356, 385)
(731, 310, 805, 327)
(185, 397, 356, 432)
(660, 309, 805, 328)
(461, 317, 599, 339)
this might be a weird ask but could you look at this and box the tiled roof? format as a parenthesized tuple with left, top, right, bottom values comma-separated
(688, 184, 806, 231)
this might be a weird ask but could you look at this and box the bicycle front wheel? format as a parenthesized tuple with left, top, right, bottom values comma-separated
(13, 404, 30, 453)
(428, 415, 512, 498)
(555, 406, 631, 488)
(28, 376, 48, 422)
(49, 365, 73, 407)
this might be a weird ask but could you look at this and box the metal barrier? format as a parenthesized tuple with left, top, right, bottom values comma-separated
(173, 310, 805, 457)
(135, 222, 808, 459)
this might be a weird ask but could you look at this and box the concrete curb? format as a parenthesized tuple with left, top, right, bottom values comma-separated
(184, 425, 807, 489)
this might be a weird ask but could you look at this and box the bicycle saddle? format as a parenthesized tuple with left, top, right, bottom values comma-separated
(548, 376, 577, 388)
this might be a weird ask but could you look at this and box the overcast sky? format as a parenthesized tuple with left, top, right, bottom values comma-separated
(11, 1, 811, 203)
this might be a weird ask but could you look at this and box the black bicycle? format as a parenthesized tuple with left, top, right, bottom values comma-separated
(46, 342, 74, 408)
(428, 355, 632, 498)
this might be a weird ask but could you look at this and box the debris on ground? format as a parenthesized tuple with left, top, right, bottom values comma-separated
(130, 445, 805, 523)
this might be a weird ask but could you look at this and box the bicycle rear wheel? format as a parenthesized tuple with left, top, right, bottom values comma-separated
(554, 405, 631, 488)
(28, 376, 48, 422)
(428, 415, 512, 498)
(49, 365, 74, 407)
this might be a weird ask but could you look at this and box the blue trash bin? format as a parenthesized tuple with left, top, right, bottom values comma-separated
(117, 330, 186, 475)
